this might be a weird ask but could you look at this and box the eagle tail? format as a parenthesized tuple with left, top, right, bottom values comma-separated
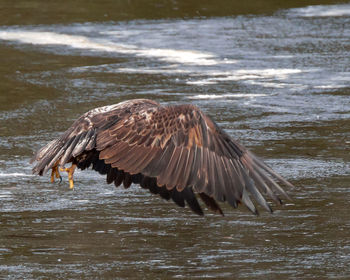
(30, 129, 96, 176)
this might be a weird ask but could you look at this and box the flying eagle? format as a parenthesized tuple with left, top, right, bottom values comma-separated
(31, 99, 293, 215)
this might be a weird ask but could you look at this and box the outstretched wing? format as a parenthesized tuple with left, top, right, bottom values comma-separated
(96, 103, 292, 214)
(31, 99, 293, 215)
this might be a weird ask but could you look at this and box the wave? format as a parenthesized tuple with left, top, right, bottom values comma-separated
(289, 4, 350, 17)
(0, 30, 224, 66)
(188, 93, 267, 100)
(0, 172, 34, 177)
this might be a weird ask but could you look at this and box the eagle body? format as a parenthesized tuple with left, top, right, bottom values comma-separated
(31, 99, 292, 215)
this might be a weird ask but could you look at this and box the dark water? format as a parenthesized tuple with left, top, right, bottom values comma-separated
(0, 1, 349, 279)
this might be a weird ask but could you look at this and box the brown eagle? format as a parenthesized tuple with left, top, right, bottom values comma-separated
(31, 99, 293, 215)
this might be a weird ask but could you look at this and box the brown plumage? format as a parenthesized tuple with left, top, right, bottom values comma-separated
(30, 99, 293, 216)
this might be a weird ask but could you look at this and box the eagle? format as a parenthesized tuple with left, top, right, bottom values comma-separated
(31, 99, 293, 216)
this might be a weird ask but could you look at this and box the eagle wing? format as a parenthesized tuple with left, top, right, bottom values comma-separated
(31, 99, 292, 215)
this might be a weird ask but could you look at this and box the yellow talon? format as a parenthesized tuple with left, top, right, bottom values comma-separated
(60, 164, 77, 189)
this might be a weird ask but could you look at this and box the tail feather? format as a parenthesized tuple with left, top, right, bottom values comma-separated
(31, 129, 96, 176)
(32, 139, 63, 175)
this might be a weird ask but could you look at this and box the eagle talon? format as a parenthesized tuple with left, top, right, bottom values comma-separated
(50, 165, 61, 183)
(60, 164, 76, 189)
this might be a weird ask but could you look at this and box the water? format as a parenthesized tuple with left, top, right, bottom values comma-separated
(0, 1, 349, 279)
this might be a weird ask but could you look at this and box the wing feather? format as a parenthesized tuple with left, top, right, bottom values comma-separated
(143, 142, 174, 177)
(199, 193, 224, 215)
(172, 148, 189, 190)
(60, 133, 83, 166)
(176, 147, 194, 191)
(114, 169, 125, 187)
(222, 158, 240, 208)
(181, 187, 203, 216)
(106, 167, 117, 184)
(159, 147, 182, 189)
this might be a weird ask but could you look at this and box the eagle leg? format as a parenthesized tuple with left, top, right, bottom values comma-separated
(60, 164, 77, 189)
(50, 164, 62, 183)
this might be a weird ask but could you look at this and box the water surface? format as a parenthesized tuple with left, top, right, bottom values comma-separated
(0, 1, 349, 279)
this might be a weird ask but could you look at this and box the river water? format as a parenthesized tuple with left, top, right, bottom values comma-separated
(0, 1, 349, 279)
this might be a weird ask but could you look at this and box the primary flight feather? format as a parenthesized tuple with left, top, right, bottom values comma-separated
(31, 99, 293, 215)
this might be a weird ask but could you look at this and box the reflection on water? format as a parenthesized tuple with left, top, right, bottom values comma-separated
(0, 1, 349, 279)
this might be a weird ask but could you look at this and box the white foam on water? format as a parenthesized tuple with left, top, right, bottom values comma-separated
(289, 4, 350, 17)
(0, 190, 13, 199)
(186, 68, 303, 86)
(0, 30, 223, 66)
(186, 80, 218, 85)
(246, 81, 296, 89)
(235, 68, 302, 79)
(0, 31, 118, 51)
(188, 93, 267, 100)
(139, 48, 217, 65)
(115, 67, 192, 74)
(314, 85, 348, 89)
(0, 172, 34, 177)
(0, 29, 305, 89)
